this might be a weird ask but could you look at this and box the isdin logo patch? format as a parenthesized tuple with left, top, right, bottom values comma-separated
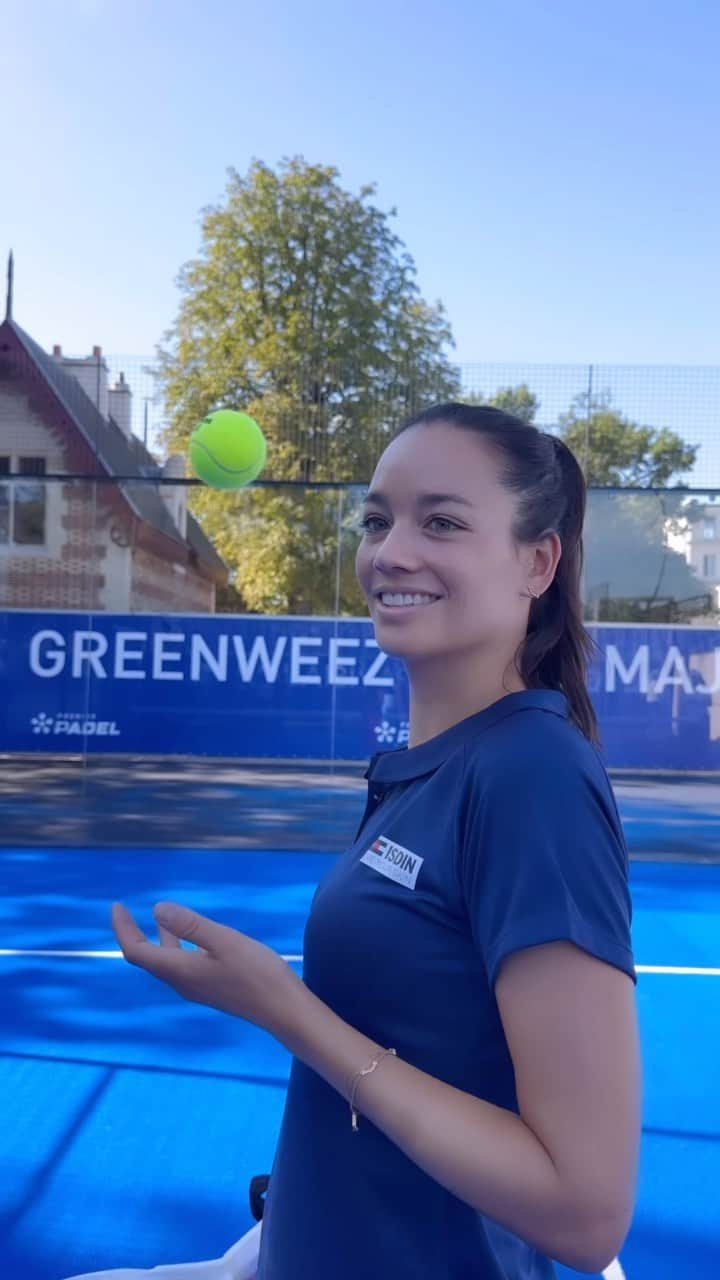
(360, 835, 424, 890)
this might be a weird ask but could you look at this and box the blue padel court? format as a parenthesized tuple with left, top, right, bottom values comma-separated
(1, 778, 719, 1280)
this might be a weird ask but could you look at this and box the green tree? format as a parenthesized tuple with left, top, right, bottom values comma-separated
(583, 491, 709, 623)
(556, 395, 704, 621)
(464, 383, 539, 423)
(156, 157, 459, 613)
(456, 386, 705, 621)
(487, 384, 539, 423)
(203, 485, 365, 615)
(559, 392, 698, 486)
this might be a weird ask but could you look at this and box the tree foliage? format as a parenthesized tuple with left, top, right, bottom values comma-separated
(583, 491, 707, 622)
(157, 157, 459, 482)
(464, 383, 539, 423)
(559, 392, 698, 487)
(465, 387, 705, 620)
(486, 384, 539, 423)
(153, 157, 702, 618)
(155, 157, 459, 612)
(559, 396, 703, 620)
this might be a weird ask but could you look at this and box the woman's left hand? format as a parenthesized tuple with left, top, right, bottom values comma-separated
(111, 900, 305, 1038)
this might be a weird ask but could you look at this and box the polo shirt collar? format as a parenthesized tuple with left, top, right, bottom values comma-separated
(365, 690, 568, 783)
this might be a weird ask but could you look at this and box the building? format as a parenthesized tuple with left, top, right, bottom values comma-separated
(0, 280, 227, 612)
(666, 496, 720, 612)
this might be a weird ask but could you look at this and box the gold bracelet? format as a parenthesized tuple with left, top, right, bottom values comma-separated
(348, 1047, 397, 1132)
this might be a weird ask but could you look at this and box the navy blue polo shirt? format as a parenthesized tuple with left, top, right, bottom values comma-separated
(257, 690, 636, 1280)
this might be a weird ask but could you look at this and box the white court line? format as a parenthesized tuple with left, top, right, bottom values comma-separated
(0, 948, 305, 961)
(0, 950, 718, 975)
(638, 964, 720, 975)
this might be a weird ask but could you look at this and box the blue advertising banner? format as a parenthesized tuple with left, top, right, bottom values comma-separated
(1, 611, 719, 770)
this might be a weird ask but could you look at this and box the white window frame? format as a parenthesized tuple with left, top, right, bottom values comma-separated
(0, 454, 50, 552)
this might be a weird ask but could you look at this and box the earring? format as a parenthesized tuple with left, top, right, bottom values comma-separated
(523, 584, 540, 600)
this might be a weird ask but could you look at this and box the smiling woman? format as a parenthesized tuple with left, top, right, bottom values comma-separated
(254, 404, 640, 1279)
(100, 402, 640, 1280)
(354, 403, 596, 748)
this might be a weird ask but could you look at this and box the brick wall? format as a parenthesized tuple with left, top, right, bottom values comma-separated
(0, 384, 104, 608)
(131, 545, 215, 612)
(0, 383, 216, 613)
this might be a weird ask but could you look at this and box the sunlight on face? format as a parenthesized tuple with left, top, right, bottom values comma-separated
(355, 423, 532, 665)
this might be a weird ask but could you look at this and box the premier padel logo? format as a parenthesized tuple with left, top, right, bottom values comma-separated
(31, 713, 54, 735)
(30, 711, 121, 737)
(373, 719, 409, 745)
(360, 835, 424, 890)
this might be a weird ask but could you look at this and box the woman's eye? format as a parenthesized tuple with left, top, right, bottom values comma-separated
(427, 517, 459, 532)
(359, 515, 460, 533)
(360, 515, 386, 533)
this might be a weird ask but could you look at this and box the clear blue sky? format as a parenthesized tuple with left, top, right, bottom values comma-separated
(2, 0, 719, 367)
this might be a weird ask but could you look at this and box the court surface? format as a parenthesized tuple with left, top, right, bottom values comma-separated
(1, 780, 718, 1279)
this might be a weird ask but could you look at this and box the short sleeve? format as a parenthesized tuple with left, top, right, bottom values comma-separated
(458, 738, 636, 989)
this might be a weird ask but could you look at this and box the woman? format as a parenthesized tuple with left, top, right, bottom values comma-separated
(114, 403, 642, 1279)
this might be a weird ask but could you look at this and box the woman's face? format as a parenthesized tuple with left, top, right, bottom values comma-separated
(355, 423, 549, 668)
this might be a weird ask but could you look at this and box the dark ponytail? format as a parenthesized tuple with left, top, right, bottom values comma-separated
(396, 403, 600, 747)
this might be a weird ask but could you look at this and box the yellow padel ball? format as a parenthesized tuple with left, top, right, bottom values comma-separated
(189, 410, 267, 489)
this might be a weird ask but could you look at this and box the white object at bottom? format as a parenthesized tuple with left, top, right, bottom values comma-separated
(63, 1221, 262, 1280)
(602, 1261, 627, 1280)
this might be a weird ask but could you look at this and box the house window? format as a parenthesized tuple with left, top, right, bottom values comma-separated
(704, 520, 716, 540)
(702, 554, 717, 578)
(19, 457, 47, 477)
(0, 457, 47, 547)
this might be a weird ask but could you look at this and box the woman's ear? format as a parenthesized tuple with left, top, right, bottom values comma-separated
(529, 532, 562, 594)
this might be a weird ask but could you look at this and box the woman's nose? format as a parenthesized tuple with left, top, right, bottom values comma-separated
(371, 525, 421, 573)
